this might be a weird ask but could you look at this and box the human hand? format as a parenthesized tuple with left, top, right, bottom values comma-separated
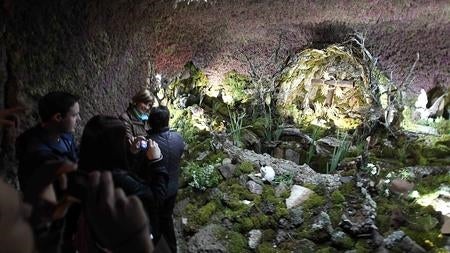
(0, 106, 25, 128)
(25, 160, 78, 225)
(86, 171, 154, 253)
(145, 139, 161, 161)
(129, 136, 147, 154)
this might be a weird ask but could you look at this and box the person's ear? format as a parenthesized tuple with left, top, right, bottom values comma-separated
(52, 113, 63, 122)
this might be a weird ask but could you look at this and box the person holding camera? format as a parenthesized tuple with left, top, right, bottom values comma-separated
(78, 115, 168, 247)
(119, 89, 155, 148)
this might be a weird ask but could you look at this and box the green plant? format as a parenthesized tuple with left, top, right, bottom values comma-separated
(306, 128, 320, 164)
(228, 107, 248, 146)
(326, 131, 351, 174)
(185, 163, 221, 191)
(273, 172, 294, 186)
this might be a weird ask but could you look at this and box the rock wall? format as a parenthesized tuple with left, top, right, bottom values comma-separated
(1, 0, 449, 144)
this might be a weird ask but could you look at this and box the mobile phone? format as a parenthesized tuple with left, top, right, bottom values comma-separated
(65, 170, 89, 202)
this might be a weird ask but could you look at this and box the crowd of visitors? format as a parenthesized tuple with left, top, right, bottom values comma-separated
(0, 89, 184, 253)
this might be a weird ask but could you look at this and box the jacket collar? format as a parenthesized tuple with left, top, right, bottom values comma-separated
(148, 126, 170, 134)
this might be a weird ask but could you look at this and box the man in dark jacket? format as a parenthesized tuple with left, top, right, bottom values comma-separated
(16, 91, 81, 253)
(147, 106, 184, 253)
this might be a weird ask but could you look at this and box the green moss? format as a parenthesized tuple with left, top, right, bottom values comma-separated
(338, 181, 357, 197)
(235, 161, 255, 176)
(261, 229, 276, 242)
(375, 194, 445, 250)
(185, 201, 220, 228)
(402, 227, 445, 251)
(329, 205, 344, 227)
(226, 231, 249, 253)
(204, 151, 227, 165)
(354, 240, 371, 253)
(256, 242, 277, 253)
(302, 193, 326, 211)
(415, 173, 450, 195)
(316, 247, 338, 253)
(331, 190, 345, 204)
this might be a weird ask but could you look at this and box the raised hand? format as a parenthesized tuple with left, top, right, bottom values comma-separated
(145, 139, 161, 161)
(85, 171, 154, 253)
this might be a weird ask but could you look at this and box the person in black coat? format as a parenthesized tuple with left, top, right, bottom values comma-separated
(146, 106, 185, 253)
(78, 115, 168, 248)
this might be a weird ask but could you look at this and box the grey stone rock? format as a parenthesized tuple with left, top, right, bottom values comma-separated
(293, 239, 317, 253)
(312, 211, 334, 235)
(222, 140, 341, 190)
(384, 230, 426, 253)
(289, 207, 304, 227)
(285, 185, 314, 209)
(218, 164, 236, 179)
(187, 224, 227, 253)
(261, 200, 276, 215)
(275, 230, 289, 244)
(246, 180, 263, 195)
(273, 146, 284, 159)
(275, 182, 289, 197)
(285, 148, 300, 164)
(241, 128, 262, 153)
(279, 127, 313, 145)
(222, 158, 232, 165)
(248, 229, 262, 249)
(331, 230, 353, 249)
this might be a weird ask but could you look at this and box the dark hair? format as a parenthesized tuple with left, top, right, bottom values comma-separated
(38, 92, 80, 122)
(78, 115, 128, 172)
(149, 106, 170, 131)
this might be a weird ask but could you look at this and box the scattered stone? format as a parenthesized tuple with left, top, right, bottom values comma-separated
(288, 206, 304, 227)
(218, 164, 236, 179)
(275, 230, 289, 244)
(187, 224, 228, 253)
(261, 200, 276, 215)
(312, 211, 334, 235)
(275, 182, 289, 197)
(285, 185, 314, 209)
(441, 215, 450, 235)
(315, 136, 341, 156)
(340, 176, 353, 184)
(340, 175, 377, 235)
(285, 148, 300, 164)
(222, 140, 341, 190)
(222, 158, 232, 165)
(261, 165, 275, 182)
(331, 230, 353, 249)
(273, 147, 284, 159)
(248, 174, 264, 185)
(248, 229, 262, 249)
(246, 180, 263, 195)
(389, 179, 415, 197)
(242, 128, 262, 153)
(196, 151, 209, 161)
(295, 239, 317, 252)
(383, 230, 426, 253)
(279, 127, 313, 144)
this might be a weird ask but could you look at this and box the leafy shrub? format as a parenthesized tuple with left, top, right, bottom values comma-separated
(185, 163, 221, 191)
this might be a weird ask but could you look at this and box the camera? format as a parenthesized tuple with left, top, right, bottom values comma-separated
(140, 140, 148, 150)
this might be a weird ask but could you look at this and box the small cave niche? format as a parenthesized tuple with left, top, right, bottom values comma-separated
(277, 43, 373, 130)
